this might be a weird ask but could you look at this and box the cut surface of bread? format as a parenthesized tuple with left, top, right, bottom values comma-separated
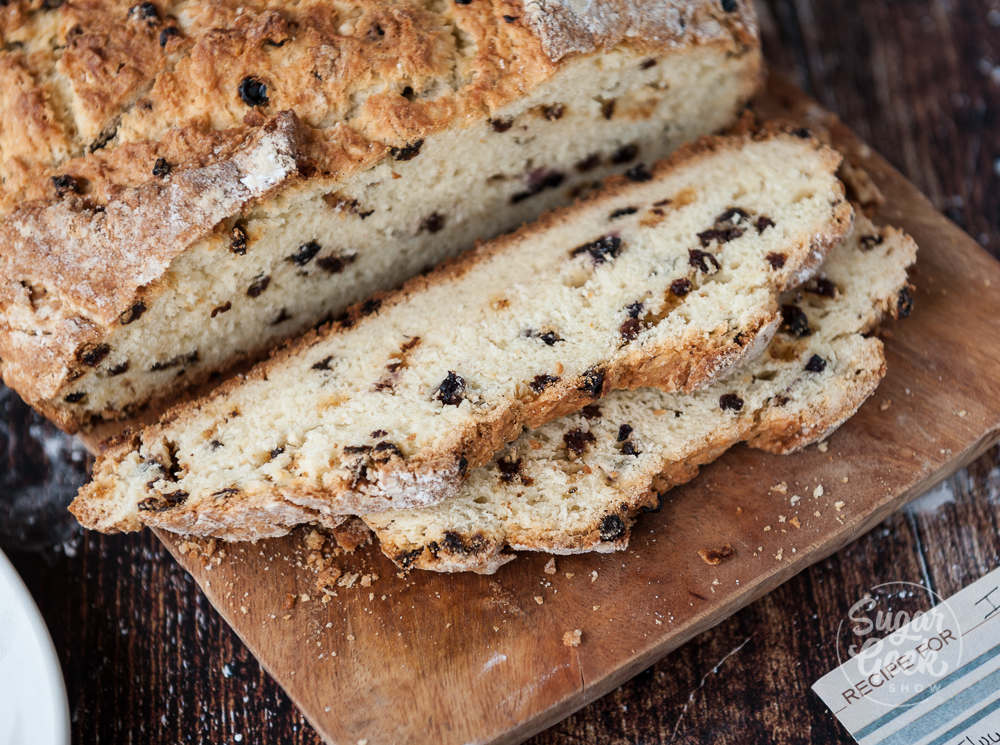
(364, 214, 917, 572)
(71, 130, 853, 539)
(0, 1, 761, 431)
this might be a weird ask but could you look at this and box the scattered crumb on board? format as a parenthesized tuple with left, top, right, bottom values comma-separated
(697, 544, 735, 566)
(297, 522, 381, 598)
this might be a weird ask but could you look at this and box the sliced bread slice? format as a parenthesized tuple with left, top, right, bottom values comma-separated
(71, 129, 853, 538)
(365, 214, 916, 573)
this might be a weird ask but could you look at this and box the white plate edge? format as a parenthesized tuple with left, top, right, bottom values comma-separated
(0, 548, 71, 745)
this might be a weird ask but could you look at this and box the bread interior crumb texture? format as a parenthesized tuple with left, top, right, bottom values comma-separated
(55, 45, 757, 421)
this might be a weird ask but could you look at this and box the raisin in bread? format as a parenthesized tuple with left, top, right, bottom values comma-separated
(365, 215, 917, 572)
(0, 0, 762, 432)
(70, 129, 853, 539)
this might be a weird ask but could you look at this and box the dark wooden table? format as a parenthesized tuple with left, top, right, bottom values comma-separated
(3, 2, 999, 743)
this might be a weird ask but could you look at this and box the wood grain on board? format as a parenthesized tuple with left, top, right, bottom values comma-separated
(125, 76, 1000, 745)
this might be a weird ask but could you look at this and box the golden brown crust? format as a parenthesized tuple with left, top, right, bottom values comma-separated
(0, 0, 757, 209)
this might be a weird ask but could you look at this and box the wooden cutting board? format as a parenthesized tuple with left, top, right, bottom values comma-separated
(80, 76, 1000, 745)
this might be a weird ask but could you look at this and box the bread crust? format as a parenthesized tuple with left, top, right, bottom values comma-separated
(0, 115, 303, 414)
(0, 0, 759, 429)
(71, 127, 852, 538)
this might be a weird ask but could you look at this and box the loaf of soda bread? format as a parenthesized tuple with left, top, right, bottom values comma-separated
(70, 128, 853, 538)
(364, 215, 917, 572)
(0, 0, 762, 432)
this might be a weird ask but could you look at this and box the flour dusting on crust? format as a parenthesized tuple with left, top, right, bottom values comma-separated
(522, 0, 757, 61)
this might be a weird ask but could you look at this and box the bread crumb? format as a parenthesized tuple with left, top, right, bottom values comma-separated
(879, 399, 892, 411)
(813, 485, 824, 498)
(790, 495, 801, 506)
(774, 548, 784, 561)
(770, 482, 788, 495)
(317, 566, 343, 592)
(331, 519, 372, 552)
(817, 441, 829, 453)
(338, 572, 360, 588)
(534, 596, 544, 605)
(284, 593, 297, 610)
(834, 501, 845, 511)
(177, 538, 219, 566)
(789, 516, 801, 528)
(543, 558, 557, 575)
(697, 544, 735, 566)
(304, 529, 325, 551)
(590, 570, 598, 583)
(562, 629, 582, 648)
(564, 572, 575, 579)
